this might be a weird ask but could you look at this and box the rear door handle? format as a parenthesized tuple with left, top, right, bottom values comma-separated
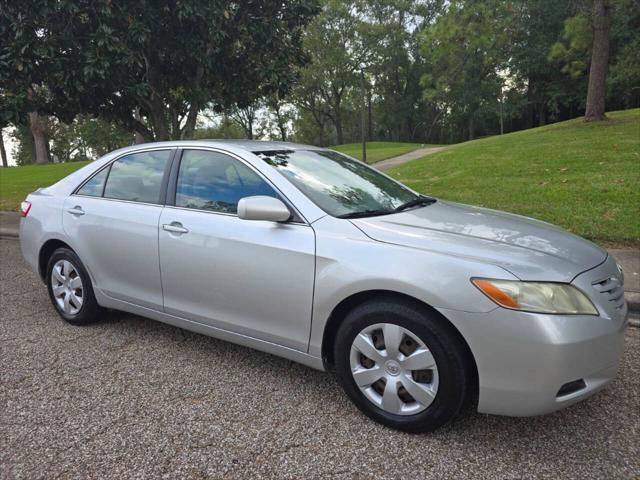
(162, 222, 189, 234)
(66, 206, 85, 216)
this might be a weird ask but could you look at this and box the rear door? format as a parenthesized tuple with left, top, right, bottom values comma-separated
(63, 148, 174, 310)
(158, 148, 315, 351)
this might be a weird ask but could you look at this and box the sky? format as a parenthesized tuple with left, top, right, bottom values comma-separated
(2, 128, 16, 166)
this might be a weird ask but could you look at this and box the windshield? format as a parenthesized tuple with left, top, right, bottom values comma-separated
(255, 149, 423, 218)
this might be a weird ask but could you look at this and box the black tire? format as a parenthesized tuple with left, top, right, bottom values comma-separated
(334, 297, 471, 433)
(46, 247, 104, 326)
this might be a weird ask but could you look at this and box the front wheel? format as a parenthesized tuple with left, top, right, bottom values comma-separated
(334, 298, 472, 433)
(46, 248, 103, 325)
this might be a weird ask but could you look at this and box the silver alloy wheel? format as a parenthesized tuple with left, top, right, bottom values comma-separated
(349, 323, 439, 416)
(51, 259, 84, 315)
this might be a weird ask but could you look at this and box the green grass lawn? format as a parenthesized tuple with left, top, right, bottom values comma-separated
(0, 161, 90, 211)
(388, 109, 640, 245)
(332, 141, 427, 163)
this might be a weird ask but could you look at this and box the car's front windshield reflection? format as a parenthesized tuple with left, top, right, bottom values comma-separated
(255, 149, 421, 218)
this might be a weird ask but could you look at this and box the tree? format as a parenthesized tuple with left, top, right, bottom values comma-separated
(10, 126, 36, 166)
(359, 0, 442, 142)
(507, 0, 583, 127)
(0, 0, 320, 141)
(193, 118, 246, 141)
(0, 125, 8, 167)
(228, 103, 263, 140)
(607, 0, 640, 109)
(9, 115, 132, 164)
(292, 78, 334, 145)
(546, 0, 639, 116)
(585, 0, 612, 121)
(265, 96, 294, 142)
(421, 0, 508, 140)
(549, 15, 592, 80)
(294, 0, 369, 144)
(28, 111, 50, 164)
(49, 116, 133, 162)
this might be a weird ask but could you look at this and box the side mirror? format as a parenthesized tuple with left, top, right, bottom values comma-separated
(237, 196, 292, 222)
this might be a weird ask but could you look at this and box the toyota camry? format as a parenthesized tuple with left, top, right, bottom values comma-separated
(19, 140, 628, 432)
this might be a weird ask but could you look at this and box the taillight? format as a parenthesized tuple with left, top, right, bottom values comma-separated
(20, 201, 32, 217)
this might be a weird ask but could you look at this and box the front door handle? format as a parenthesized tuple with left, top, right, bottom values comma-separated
(162, 222, 189, 234)
(66, 206, 85, 216)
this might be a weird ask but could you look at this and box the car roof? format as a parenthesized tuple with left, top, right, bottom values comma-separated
(204, 139, 324, 152)
(120, 139, 325, 153)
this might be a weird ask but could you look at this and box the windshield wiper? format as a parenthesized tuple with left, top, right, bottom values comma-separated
(394, 195, 437, 213)
(337, 196, 436, 219)
(336, 209, 394, 219)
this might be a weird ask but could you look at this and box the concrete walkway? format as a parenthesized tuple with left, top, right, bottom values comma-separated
(0, 211, 19, 237)
(373, 146, 448, 171)
(1, 209, 638, 314)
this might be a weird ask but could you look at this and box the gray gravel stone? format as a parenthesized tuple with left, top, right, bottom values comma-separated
(1, 237, 638, 479)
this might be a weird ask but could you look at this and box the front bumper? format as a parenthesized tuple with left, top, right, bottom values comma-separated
(440, 306, 627, 416)
(439, 256, 628, 416)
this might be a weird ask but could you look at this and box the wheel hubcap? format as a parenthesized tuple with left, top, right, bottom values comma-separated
(384, 360, 401, 376)
(349, 323, 439, 416)
(51, 259, 83, 315)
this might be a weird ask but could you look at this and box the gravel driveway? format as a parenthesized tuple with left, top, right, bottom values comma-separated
(1, 237, 638, 479)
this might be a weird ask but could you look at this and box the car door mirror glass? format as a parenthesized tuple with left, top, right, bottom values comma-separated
(237, 196, 291, 222)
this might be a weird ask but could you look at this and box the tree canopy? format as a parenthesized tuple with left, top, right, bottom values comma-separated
(1, 0, 638, 164)
(0, 0, 320, 142)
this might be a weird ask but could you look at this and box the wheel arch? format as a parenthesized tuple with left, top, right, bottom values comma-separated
(321, 289, 479, 404)
(38, 238, 74, 282)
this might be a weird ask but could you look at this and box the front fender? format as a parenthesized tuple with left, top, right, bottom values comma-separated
(307, 216, 512, 357)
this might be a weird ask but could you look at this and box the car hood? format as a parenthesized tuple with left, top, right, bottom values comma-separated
(351, 200, 607, 282)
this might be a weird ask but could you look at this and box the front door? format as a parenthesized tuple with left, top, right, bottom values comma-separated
(158, 149, 315, 352)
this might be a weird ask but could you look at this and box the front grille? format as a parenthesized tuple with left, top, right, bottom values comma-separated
(592, 275, 625, 311)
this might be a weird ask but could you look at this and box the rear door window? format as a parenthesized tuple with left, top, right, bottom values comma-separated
(103, 150, 171, 203)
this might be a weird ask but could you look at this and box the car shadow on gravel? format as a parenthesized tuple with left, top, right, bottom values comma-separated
(99, 308, 636, 443)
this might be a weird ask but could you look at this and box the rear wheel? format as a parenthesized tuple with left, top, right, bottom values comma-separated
(46, 248, 103, 325)
(334, 298, 471, 432)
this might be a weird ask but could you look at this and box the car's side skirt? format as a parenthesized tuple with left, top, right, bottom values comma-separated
(95, 289, 327, 372)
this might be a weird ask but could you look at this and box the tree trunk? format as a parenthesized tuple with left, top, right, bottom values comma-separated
(133, 108, 147, 144)
(468, 115, 475, 141)
(585, 0, 611, 122)
(182, 104, 199, 140)
(391, 125, 400, 142)
(525, 80, 535, 129)
(169, 104, 180, 140)
(149, 102, 170, 141)
(0, 128, 8, 167)
(277, 120, 287, 142)
(538, 103, 546, 126)
(28, 111, 49, 164)
(367, 89, 373, 141)
(334, 110, 344, 145)
(360, 72, 367, 164)
(223, 113, 230, 139)
(426, 110, 443, 142)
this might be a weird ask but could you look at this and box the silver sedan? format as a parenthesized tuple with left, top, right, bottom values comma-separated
(19, 140, 628, 432)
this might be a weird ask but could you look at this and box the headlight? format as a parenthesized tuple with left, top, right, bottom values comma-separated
(471, 278, 598, 315)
